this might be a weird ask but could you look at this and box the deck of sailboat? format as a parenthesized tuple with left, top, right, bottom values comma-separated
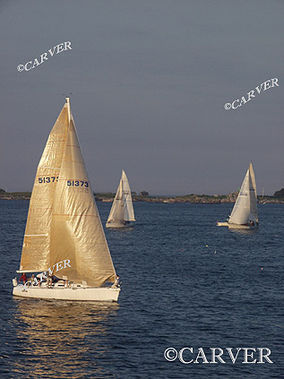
(13, 284, 120, 302)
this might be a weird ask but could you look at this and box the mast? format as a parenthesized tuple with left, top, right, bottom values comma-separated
(66, 97, 71, 125)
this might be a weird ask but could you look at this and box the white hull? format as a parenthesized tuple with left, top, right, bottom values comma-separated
(228, 223, 258, 230)
(106, 221, 134, 229)
(217, 221, 258, 230)
(13, 284, 120, 302)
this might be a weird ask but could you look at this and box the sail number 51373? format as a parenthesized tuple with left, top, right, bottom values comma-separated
(67, 180, 89, 187)
(38, 176, 58, 183)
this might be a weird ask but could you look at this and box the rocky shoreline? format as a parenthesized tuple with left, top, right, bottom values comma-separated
(1, 191, 283, 204)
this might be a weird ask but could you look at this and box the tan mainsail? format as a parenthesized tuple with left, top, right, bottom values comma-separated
(19, 99, 116, 287)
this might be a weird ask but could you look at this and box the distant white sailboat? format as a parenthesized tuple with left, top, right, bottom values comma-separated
(106, 170, 135, 228)
(217, 162, 258, 229)
(13, 98, 120, 301)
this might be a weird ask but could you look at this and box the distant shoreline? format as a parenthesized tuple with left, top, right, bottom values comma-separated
(1, 191, 283, 204)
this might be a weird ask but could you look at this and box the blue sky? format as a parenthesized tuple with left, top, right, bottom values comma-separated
(0, 0, 283, 195)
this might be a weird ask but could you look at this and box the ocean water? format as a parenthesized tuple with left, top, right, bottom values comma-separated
(0, 200, 283, 378)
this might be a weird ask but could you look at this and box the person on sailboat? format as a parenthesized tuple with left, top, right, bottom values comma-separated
(36, 271, 47, 285)
(112, 275, 120, 288)
(29, 274, 38, 286)
(47, 273, 53, 288)
(51, 274, 59, 283)
(19, 273, 27, 284)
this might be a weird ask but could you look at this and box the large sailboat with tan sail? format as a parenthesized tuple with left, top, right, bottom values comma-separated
(106, 170, 136, 228)
(12, 98, 120, 301)
(217, 162, 258, 229)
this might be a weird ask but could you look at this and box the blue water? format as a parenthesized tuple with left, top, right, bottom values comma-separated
(0, 200, 283, 378)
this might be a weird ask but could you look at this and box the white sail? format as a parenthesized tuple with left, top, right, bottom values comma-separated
(18, 99, 117, 287)
(229, 169, 250, 225)
(249, 162, 258, 223)
(229, 163, 258, 225)
(107, 180, 125, 224)
(121, 170, 135, 221)
(107, 170, 135, 226)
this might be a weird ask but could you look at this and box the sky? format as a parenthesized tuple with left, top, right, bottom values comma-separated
(0, 0, 283, 195)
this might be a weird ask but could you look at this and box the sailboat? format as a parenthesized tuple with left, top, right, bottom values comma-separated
(12, 98, 120, 302)
(217, 162, 258, 229)
(106, 170, 135, 228)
